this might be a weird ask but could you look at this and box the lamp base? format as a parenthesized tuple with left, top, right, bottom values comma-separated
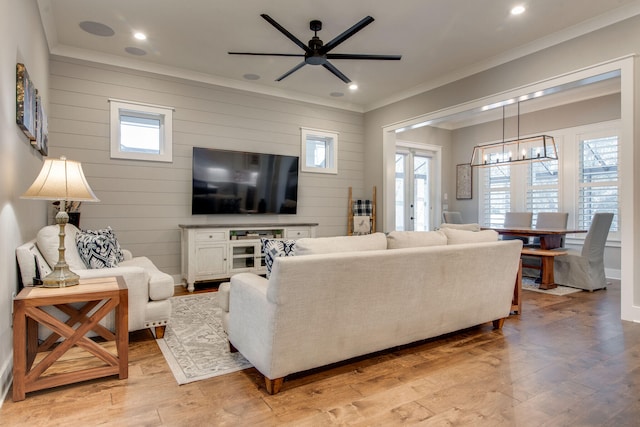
(42, 266, 80, 288)
(41, 210, 79, 288)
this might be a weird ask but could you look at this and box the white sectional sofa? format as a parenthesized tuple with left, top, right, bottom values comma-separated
(16, 224, 174, 337)
(220, 230, 523, 394)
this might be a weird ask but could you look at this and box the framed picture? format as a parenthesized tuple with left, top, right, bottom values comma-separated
(34, 92, 48, 155)
(456, 163, 472, 200)
(16, 63, 36, 141)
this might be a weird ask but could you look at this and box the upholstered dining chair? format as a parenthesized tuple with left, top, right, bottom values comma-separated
(529, 212, 569, 247)
(442, 211, 463, 224)
(553, 212, 613, 291)
(502, 212, 533, 243)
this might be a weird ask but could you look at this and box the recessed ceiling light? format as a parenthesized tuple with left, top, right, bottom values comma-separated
(511, 5, 526, 15)
(134, 32, 147, 40)
(79, 21, 115, 37)
(243, 73, 260, 81)
(349, 84, 358, 91)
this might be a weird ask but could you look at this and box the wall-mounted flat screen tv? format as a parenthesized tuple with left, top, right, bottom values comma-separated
(192, 147, 299, 215)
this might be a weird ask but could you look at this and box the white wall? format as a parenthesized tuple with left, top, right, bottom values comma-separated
(48, 57, 365, 283)
(0, 0, 50, 406)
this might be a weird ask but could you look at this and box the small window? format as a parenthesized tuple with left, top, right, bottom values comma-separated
(301, 128, 338, 174)
(109, 99, 173, 162)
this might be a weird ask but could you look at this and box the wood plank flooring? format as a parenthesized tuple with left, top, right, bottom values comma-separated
(2, 280, 640, 426)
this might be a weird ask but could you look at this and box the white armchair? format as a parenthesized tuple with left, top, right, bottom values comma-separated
(16, 224, 174, 337)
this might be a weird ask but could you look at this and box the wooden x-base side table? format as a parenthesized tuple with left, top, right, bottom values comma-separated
(13, 276, 128, 401)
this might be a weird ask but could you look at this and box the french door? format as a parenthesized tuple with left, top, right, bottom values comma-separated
(395, 149, 434, 231)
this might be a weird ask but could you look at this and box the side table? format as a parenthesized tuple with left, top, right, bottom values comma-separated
(13, 276, 128, 401)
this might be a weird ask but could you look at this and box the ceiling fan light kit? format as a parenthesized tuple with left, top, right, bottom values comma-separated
(229, 14, 401, 84)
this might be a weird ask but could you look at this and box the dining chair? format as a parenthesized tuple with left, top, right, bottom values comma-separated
(528, 212, 569, 247)
(502, 212, 533, 243)
(442, 211, 463, 224)
(553, 212, 614, 291)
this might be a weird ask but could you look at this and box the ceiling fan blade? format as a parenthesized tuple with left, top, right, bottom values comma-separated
(321, 16, 375, 54)
(322, 62, 351, 84)
(275, 61, 307, 81)
(327, 53, 402, 60)
(261, 14, 312, 54)
(228, 52, 305, 57)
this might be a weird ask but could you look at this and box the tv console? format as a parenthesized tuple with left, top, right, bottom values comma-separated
(179, 223, 318, 292)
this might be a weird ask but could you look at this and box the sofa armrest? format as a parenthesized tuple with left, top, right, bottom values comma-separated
(228, 273, 275, 377)
(74, 265, 150, 299)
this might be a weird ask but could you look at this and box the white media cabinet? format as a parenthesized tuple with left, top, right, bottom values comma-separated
(179, 223, 318, 292)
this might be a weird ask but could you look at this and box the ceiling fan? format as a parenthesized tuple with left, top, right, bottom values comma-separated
(228, 14, 402, 84)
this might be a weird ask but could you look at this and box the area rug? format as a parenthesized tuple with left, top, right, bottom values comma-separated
(522, 277, 582, 296)
(157, 292, 252, 385)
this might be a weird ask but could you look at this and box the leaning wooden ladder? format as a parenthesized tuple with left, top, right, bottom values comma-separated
(347, 186, 376, 235)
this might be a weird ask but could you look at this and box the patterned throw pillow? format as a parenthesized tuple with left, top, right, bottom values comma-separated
(76, 227, 125, 269)
(261, 238, 296, 278)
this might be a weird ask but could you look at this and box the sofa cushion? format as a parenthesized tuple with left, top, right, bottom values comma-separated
(37, 224, 86, 270)
(386, 231, 447, 249)
(438, 223, 481, 232)
(76, 227, 125, 269)
(294, 232, 387, 256)
(261, 238, 296, 278)
(442, 228, 499, 245)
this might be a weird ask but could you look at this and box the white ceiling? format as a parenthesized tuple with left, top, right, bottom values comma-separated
(36, 0, 640, 113)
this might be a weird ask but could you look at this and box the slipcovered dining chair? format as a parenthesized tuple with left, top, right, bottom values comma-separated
(553, 212, 614, 291)
(442, 211, 463, 224)
(528, 212, 569, 247)
(502, 212, 533, 243)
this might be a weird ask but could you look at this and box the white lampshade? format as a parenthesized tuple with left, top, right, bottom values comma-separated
(22, 156, 99, 202)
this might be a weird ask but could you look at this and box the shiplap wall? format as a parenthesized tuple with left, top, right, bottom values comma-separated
(48, 57, 365, 283)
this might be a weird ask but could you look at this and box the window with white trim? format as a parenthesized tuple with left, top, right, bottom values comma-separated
(109, 100, 173, 162)
(578, 133, 619, 232)
(478, 121, 619, 239)
(481, 164, 511, 228)
(300, 128, 338, 174)
(526, 152, 559, 226)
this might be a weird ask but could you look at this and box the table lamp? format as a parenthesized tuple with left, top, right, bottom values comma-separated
(21, 156, 99, 287)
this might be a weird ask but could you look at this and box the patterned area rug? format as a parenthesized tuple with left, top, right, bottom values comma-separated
(157, 292, 252, 384)
(522, 277, 582, 296)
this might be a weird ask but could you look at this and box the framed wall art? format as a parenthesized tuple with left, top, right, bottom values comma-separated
(456, 163, 472, 200)
(34, 91, 48, 155)
(16, 63, 36, 141)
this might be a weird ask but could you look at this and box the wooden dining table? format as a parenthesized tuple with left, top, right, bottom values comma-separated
(483, 226, 588, 289)
(484, 226, 587, 250)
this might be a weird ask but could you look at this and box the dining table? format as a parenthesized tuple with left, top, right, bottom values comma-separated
(482, 226, 588, 289)
(483, 226, 587, 250)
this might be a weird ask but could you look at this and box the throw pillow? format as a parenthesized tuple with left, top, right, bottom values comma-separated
(37, 224, 87, 270)
(261, 238, 296, 278)
(441, 228, 499, 245)
(76, 227, 125, 269)
(386, 230, 447, 249)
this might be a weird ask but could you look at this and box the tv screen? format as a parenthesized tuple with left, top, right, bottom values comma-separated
(192, 147, 299, 215)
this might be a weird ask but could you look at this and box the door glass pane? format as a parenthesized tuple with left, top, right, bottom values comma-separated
(413, 155, 430, 231)
(395, 153, 406, 231)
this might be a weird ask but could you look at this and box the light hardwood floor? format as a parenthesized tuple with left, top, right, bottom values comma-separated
(2, 281, 639, 426)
